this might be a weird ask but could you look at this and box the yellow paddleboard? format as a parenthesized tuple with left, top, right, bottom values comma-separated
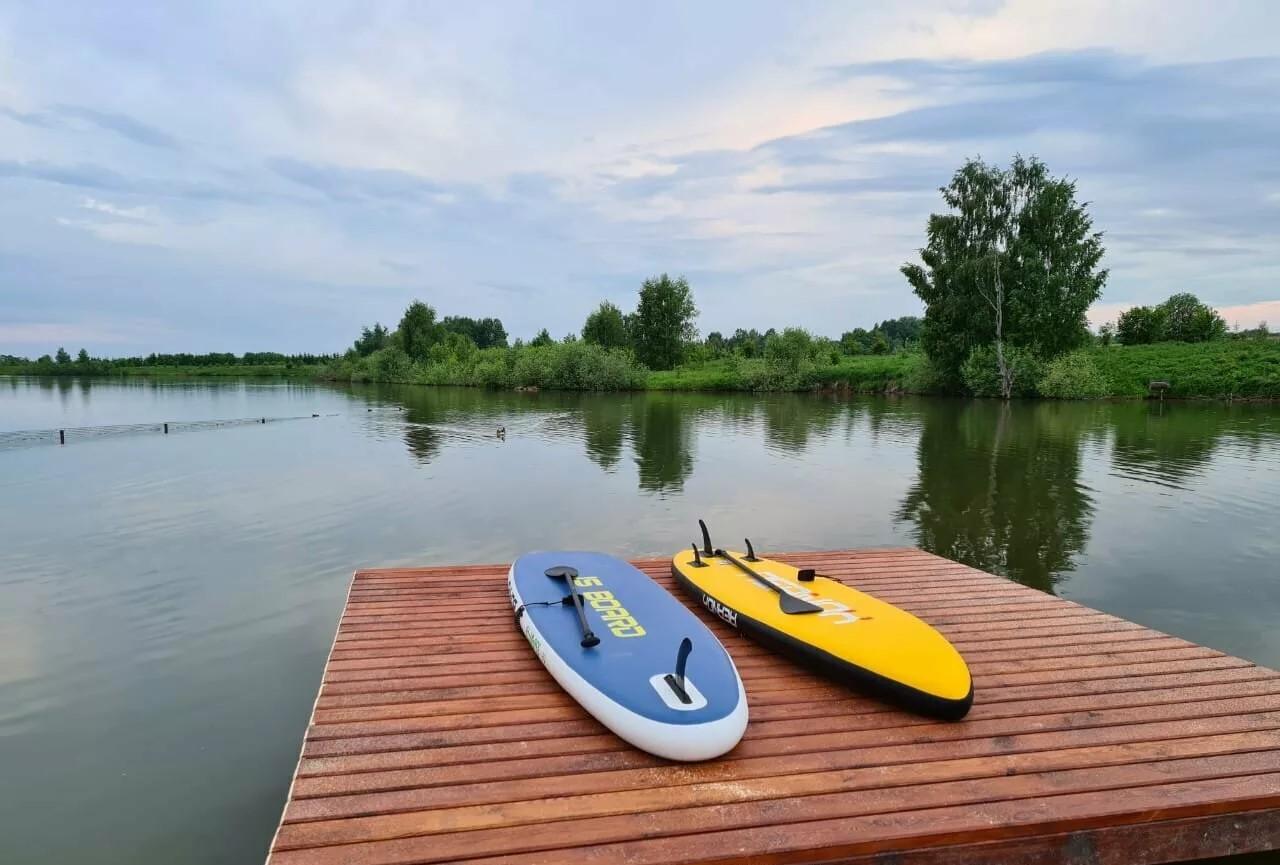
(672, 528, 972, 720)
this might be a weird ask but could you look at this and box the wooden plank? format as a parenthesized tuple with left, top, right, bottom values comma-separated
(270, 773, 1280, 864)
(265, 549, 1280, 865)
(286, 729, 1280, 816)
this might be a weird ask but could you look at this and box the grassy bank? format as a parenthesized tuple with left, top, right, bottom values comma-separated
(9, 339, 1277, 399)
(1091, 341, 1280, 399)
(311, 338, 1280, 399)
(648, 353, 925, 393)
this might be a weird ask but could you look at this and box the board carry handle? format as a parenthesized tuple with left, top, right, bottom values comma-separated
(545, 565, 601, 648)
(715, 547, 823, 615)
(662, 637, 695, 705)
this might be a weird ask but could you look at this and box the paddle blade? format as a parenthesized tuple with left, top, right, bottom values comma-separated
(778, 592, 823, 615)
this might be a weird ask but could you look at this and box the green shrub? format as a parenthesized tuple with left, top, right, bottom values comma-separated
(899, 353, 949, 394)
(507, 342, 647, 390)
(372, 346, 413, 381)
(961, 344, 1043, 397)
(1038, 350, 1110, 398)
(325, 340, 645, 391)
(471, 348, 516, 388)
(758, 328, 817, 390)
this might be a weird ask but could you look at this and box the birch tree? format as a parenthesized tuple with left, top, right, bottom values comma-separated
(902, 156, 1107, 398)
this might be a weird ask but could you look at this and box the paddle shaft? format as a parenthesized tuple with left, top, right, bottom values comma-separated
(714, 548, 823, 614)
(545, 566, 600, 647)
(566, 579, 600, 647)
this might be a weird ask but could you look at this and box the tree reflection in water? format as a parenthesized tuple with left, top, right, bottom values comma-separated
(897, 400, 1099, 594)
(629, 395, 695, 494)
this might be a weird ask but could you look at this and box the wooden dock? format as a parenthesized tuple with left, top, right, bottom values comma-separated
(266, 549, 1280, 865)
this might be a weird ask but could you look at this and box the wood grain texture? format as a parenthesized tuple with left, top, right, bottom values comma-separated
(264, 549, 1280, 865)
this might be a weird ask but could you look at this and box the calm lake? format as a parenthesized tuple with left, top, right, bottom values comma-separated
(2, 376, 1278, 864)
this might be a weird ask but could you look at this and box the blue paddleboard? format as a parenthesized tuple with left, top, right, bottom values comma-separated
(509, 551, 747, 761)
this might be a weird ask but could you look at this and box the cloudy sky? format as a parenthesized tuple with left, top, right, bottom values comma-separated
(2, 1, 1278, 355)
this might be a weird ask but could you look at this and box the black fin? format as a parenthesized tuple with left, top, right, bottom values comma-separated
(675, 637, 692, 686)
(744, 538, 759, 562)
(663, 637, 695, 704)
(690, 544, 707, 567)
(698, 519, 713, 556)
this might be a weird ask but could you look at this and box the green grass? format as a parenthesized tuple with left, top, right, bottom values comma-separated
(1089, 340, 1280, 399)
(649, 342, 1280, 398)
(646, 354, 921, 392)
(811, 354, 925, 392)
(646, 359, 746, 390)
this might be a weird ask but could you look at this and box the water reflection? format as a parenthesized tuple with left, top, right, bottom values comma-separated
(4, 376, 1280, 865)
(403, 423, 443, 464)
(761, 394, 843, 453)
(629, 395, 695, 494)
(896, 401, 1098, 593)
(581, 396, 627, 472)
(1110, 402, 1234, 489)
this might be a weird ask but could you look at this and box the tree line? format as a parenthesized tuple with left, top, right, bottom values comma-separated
(350, 271, 925, 379)
(351, 274, 702, 372)
(2, 349, 335, 374)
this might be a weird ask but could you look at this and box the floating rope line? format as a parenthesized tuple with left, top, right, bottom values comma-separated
(0, 413, 336, 450)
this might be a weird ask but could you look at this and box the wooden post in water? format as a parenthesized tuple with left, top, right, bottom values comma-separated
(163, 422, 169, 434)
(59, 429, 65, 445)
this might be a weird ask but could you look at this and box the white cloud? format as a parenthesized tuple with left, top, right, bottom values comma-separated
(2, 2, 1279, 351)
(80, 197, 151, 220)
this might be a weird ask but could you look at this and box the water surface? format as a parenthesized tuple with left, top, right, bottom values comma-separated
(2, 377, 1278, 864)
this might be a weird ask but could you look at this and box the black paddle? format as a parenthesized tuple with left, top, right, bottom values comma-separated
(699, 519, 822, 615)
(715, 547, 824, 615)
(545, 565, 600, 647)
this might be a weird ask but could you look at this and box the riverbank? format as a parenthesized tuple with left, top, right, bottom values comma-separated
(647, 353, 928, 393)
(1091, 341, 1280, 398)
(319, 339, 1280, 399)
(6, 339, 1276, 399)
